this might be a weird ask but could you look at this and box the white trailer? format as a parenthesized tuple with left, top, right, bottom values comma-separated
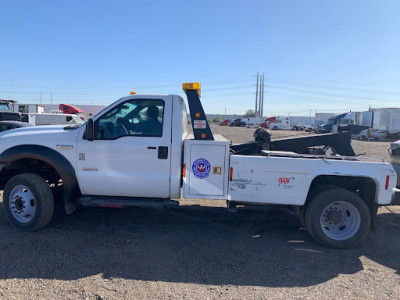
(371, 108, 400, 132)
(27, 113, 84, 125)
(269, 116, 315, 130)
(16, 104, 45, 114)
(315, 113, 335, 123)
(338, 111, 373, 127)
(241, 117, 263, 126)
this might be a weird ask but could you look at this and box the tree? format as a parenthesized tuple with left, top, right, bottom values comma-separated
(213, 115, 222, 123)
(243, 109, 255, 118)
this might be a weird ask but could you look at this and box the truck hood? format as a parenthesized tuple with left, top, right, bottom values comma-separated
(0, 124, 81, 139)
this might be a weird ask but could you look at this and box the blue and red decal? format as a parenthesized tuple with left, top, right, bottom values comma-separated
(192, 158, 211, 179)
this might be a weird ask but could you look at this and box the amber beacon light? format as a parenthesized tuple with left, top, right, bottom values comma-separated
(182, 82, 201, 97)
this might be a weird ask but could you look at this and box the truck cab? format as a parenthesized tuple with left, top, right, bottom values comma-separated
(259, 116, 277, 129)
(0, 100, 26, 122)
(59, 104, 84, 115)
(317, 113, 347, 133)
(270, 116, 290, 130)
(76, 94, 188, 199)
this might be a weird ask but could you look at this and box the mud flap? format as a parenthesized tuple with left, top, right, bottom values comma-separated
(65, 201, 77, 215)
(370, 204, 378, 233)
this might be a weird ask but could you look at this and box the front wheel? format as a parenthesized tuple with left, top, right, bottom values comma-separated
(3, 173, 54, 231)
(272, 126, 278, 130)
(305, 188, 370, 249)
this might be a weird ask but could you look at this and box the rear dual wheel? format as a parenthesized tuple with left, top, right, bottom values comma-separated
(3, 173, 54, 231)
(305, 188, 370, 249)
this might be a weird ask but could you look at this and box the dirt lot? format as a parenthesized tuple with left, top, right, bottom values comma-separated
(0, 125, 399, 299)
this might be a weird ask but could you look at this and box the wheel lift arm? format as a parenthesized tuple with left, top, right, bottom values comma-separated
(182, 83, 214, 141)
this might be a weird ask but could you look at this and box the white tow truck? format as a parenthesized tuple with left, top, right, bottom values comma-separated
(0, 83, 399, 249)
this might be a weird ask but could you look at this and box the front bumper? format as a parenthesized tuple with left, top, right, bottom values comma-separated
(388, 188, 400, 206)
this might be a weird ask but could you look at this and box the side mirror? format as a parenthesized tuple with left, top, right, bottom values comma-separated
(84, 118, 94, 141)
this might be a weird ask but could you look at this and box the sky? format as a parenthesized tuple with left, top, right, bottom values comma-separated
(1, 0, 400, 117)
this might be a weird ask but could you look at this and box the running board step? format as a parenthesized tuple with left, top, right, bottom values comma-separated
(78, 196, 179, 209)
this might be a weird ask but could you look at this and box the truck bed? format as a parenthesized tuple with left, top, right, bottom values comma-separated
(261, 150, 385, 163)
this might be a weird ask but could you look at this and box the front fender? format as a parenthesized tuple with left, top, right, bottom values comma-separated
(0, 145, 80, 206)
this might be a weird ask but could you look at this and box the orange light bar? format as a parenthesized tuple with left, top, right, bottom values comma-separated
(130, 91, 136, 94)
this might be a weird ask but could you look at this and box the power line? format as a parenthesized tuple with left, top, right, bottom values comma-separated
(266, 91, 370, 106)
(266, 72, 400, 91)
(268, 78, 400, 96)
(267, 85, 400, 103)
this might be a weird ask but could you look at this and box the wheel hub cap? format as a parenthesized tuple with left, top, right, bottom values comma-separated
(14, 197, 24, 211)
(320, 201, 361, 241)
(326, 209, 343, 225)
(9, 185, 36, 223)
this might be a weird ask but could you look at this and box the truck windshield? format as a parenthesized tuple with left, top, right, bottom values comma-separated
(325, 119, 336, 126)
(0, 103, 10, 111)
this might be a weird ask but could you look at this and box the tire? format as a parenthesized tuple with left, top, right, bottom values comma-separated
(300, 184, 339, 229)
(3, 173, 54, 231)
(272, 126, 278, 130)
(305, 188, 370, 249)
(299, 206, 306, 228)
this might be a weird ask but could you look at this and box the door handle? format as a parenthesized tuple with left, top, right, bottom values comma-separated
(147, 146, 157, 150)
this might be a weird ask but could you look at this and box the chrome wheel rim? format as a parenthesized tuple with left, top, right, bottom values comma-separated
(320, 201, 360, 240)
(9, 185, 36, 223)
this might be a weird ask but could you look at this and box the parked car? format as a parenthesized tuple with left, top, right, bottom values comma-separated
(246, 123, 258, 128)
(229, 119, 246, 127)
(304, 120, 324, 132)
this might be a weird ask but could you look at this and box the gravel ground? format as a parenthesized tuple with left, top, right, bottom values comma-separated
(0, 125, 399, 299)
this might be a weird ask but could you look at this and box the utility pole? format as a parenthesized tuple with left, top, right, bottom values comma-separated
(260, 74, 262, 119)
(260, 74, 264, 119)
(255, 72, 259, 117)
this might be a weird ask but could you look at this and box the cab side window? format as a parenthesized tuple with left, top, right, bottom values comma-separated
(95, 99, 164, 140)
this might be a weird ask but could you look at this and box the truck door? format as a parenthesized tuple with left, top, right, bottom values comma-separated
(76, 97, 172, 198)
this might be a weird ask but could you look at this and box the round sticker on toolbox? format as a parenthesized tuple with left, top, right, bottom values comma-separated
(192, 158, 211, 179)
